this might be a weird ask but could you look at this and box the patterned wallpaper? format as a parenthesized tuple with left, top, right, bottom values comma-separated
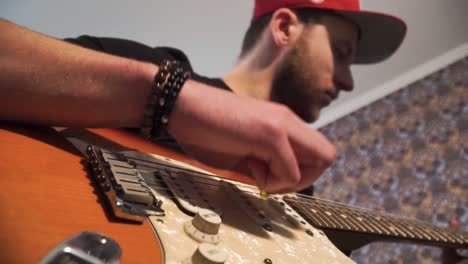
(315, 56, 468, 263)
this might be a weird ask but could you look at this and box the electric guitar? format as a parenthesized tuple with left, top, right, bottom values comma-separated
(0, 124, 466, 263)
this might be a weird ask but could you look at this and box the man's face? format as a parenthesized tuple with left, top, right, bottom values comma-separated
(270, 14, 358, 122)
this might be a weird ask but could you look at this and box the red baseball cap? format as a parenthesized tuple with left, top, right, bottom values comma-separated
(253, 0, 407, 64)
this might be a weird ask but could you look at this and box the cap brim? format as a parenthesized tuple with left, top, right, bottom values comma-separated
(337, 10, 407, 64)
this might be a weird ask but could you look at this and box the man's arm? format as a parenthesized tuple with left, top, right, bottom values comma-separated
(0, 19, 336, 193)
(0, 19, 157, 127)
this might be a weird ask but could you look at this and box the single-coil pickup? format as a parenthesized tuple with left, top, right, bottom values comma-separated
(157, 169, 222, 216)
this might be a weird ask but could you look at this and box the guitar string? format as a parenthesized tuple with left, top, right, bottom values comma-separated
(114, 155, 461, 239)
(110, 163, 463, 243)
(95, 150, 466, 244)
(113, 153, 461, 231)
(128, 157, 439, 223)
(139, 173, 344, 259)
(129, 158, 418, 221)
(284, 193, 463, 240)
(141, 175, 462, 243)
(136, 164, 440, 232)
(129, 160, 467, 245)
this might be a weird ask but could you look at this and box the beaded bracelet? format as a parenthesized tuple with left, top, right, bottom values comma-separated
(141, 59, 191, 140)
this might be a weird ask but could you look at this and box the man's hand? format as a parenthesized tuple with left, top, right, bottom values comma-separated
(168, 80, 336, 193)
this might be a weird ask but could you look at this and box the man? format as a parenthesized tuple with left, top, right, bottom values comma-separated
(0, 0, 406, 193)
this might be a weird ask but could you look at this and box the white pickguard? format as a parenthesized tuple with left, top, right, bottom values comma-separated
(121, 150, 355, 264)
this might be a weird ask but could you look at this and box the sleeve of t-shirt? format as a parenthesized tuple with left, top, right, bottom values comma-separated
(64, 35, 231, 89)
(64, 35, 194, 72)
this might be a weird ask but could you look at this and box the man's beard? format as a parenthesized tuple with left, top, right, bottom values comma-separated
(270, 41, 323, 123)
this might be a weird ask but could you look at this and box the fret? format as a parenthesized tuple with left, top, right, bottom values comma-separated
(326, 204, 372, 233)
(416, 220, 462, 243)
(350, 214, 375, 233)
(406, 219, 443, 242)
(311, 207, 339, 229)
(307, 199, 346, 229)
(340, 205, 394, 235)
(339, 207, 378, 233)
(395, 217, 436, 241)
(376, 214, 415, 238)
(357, 211, 391, 235)
(283, 196, 468, 249)
(404, 220, 433, 241)
(328, 205, 367, 232)
(311, 204, 342, 229)
(305, 206, 327, 227)
(297, 202, 324, 227)
(459, 233, 468, 244)
(356, 211, 390, 235)
(298, 197, 383, 234)
(457, 233, 468, 244)
(300, 196, 381, 234)
(297, 198, 348, 230)
(314, 204, 348, 229)
(296, 199, 335, 229)
(416, 222, 451, 242)
(437, 228, 466, 244)
(373, 215, 407, 238)
(379, 218, 407, 238)
(335, 209, 368, 232)
(303, 197, 385, 234)
(314, 200, 365, 232)
(384, 216, 416, 239)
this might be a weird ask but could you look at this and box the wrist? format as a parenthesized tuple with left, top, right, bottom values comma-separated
(139, 60, 190, 140)
(118, 60, 158, 127)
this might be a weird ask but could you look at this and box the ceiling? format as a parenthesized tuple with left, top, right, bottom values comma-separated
(2, 0, 468, 127)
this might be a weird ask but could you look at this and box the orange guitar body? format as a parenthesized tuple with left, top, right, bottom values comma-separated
(0, 124, 248, 264)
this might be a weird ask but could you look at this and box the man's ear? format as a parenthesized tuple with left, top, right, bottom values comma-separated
(269, 8, 304, 47)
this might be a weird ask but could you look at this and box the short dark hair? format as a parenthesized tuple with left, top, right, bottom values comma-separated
(240, 8, 328, 57)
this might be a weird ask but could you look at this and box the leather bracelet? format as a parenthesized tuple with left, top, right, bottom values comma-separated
(141, 59, 191, 140)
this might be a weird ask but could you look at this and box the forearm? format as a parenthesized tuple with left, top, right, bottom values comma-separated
(0, 19, 158, 127)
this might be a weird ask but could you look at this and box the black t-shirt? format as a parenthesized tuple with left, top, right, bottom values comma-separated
(64, 35, 231, 91)
(64, 35, 231, 150)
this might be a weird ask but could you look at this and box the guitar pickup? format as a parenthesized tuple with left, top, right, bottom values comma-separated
(85, 145, 164, 222)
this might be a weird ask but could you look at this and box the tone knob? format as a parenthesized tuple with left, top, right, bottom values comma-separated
(187, 243, 227, 264)
(184, 208, 221, 244)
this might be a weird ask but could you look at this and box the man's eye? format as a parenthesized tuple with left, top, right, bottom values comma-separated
(333, 47, 346, 60)
(333, 44, 353, 61)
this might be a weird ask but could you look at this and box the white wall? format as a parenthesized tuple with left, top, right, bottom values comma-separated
(2, 0, 467, 126)
(1, 0, 252, 76)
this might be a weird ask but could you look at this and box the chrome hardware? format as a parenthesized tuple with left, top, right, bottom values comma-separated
(39, 231, 121, 264)
(85, 146, 164, 222)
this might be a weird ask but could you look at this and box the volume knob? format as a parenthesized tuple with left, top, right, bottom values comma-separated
(189, 243, 227, 264)
(184, 208, 221, 244)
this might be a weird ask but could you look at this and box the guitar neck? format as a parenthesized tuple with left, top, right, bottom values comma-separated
(283, 196, 468, 249)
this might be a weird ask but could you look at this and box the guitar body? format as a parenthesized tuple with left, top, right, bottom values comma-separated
(0, 125, 169, 263)
(2, 124, 465, 263)
(1, 125, 352, 264)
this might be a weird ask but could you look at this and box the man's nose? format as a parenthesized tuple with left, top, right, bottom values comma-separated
(333, 65, 354, 92)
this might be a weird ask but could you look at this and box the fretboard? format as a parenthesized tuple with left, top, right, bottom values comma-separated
(283, 196, 468, 249)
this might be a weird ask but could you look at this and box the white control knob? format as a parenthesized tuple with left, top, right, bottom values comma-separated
(188, 243, 227, 264)
(184, 208, 221, 244)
